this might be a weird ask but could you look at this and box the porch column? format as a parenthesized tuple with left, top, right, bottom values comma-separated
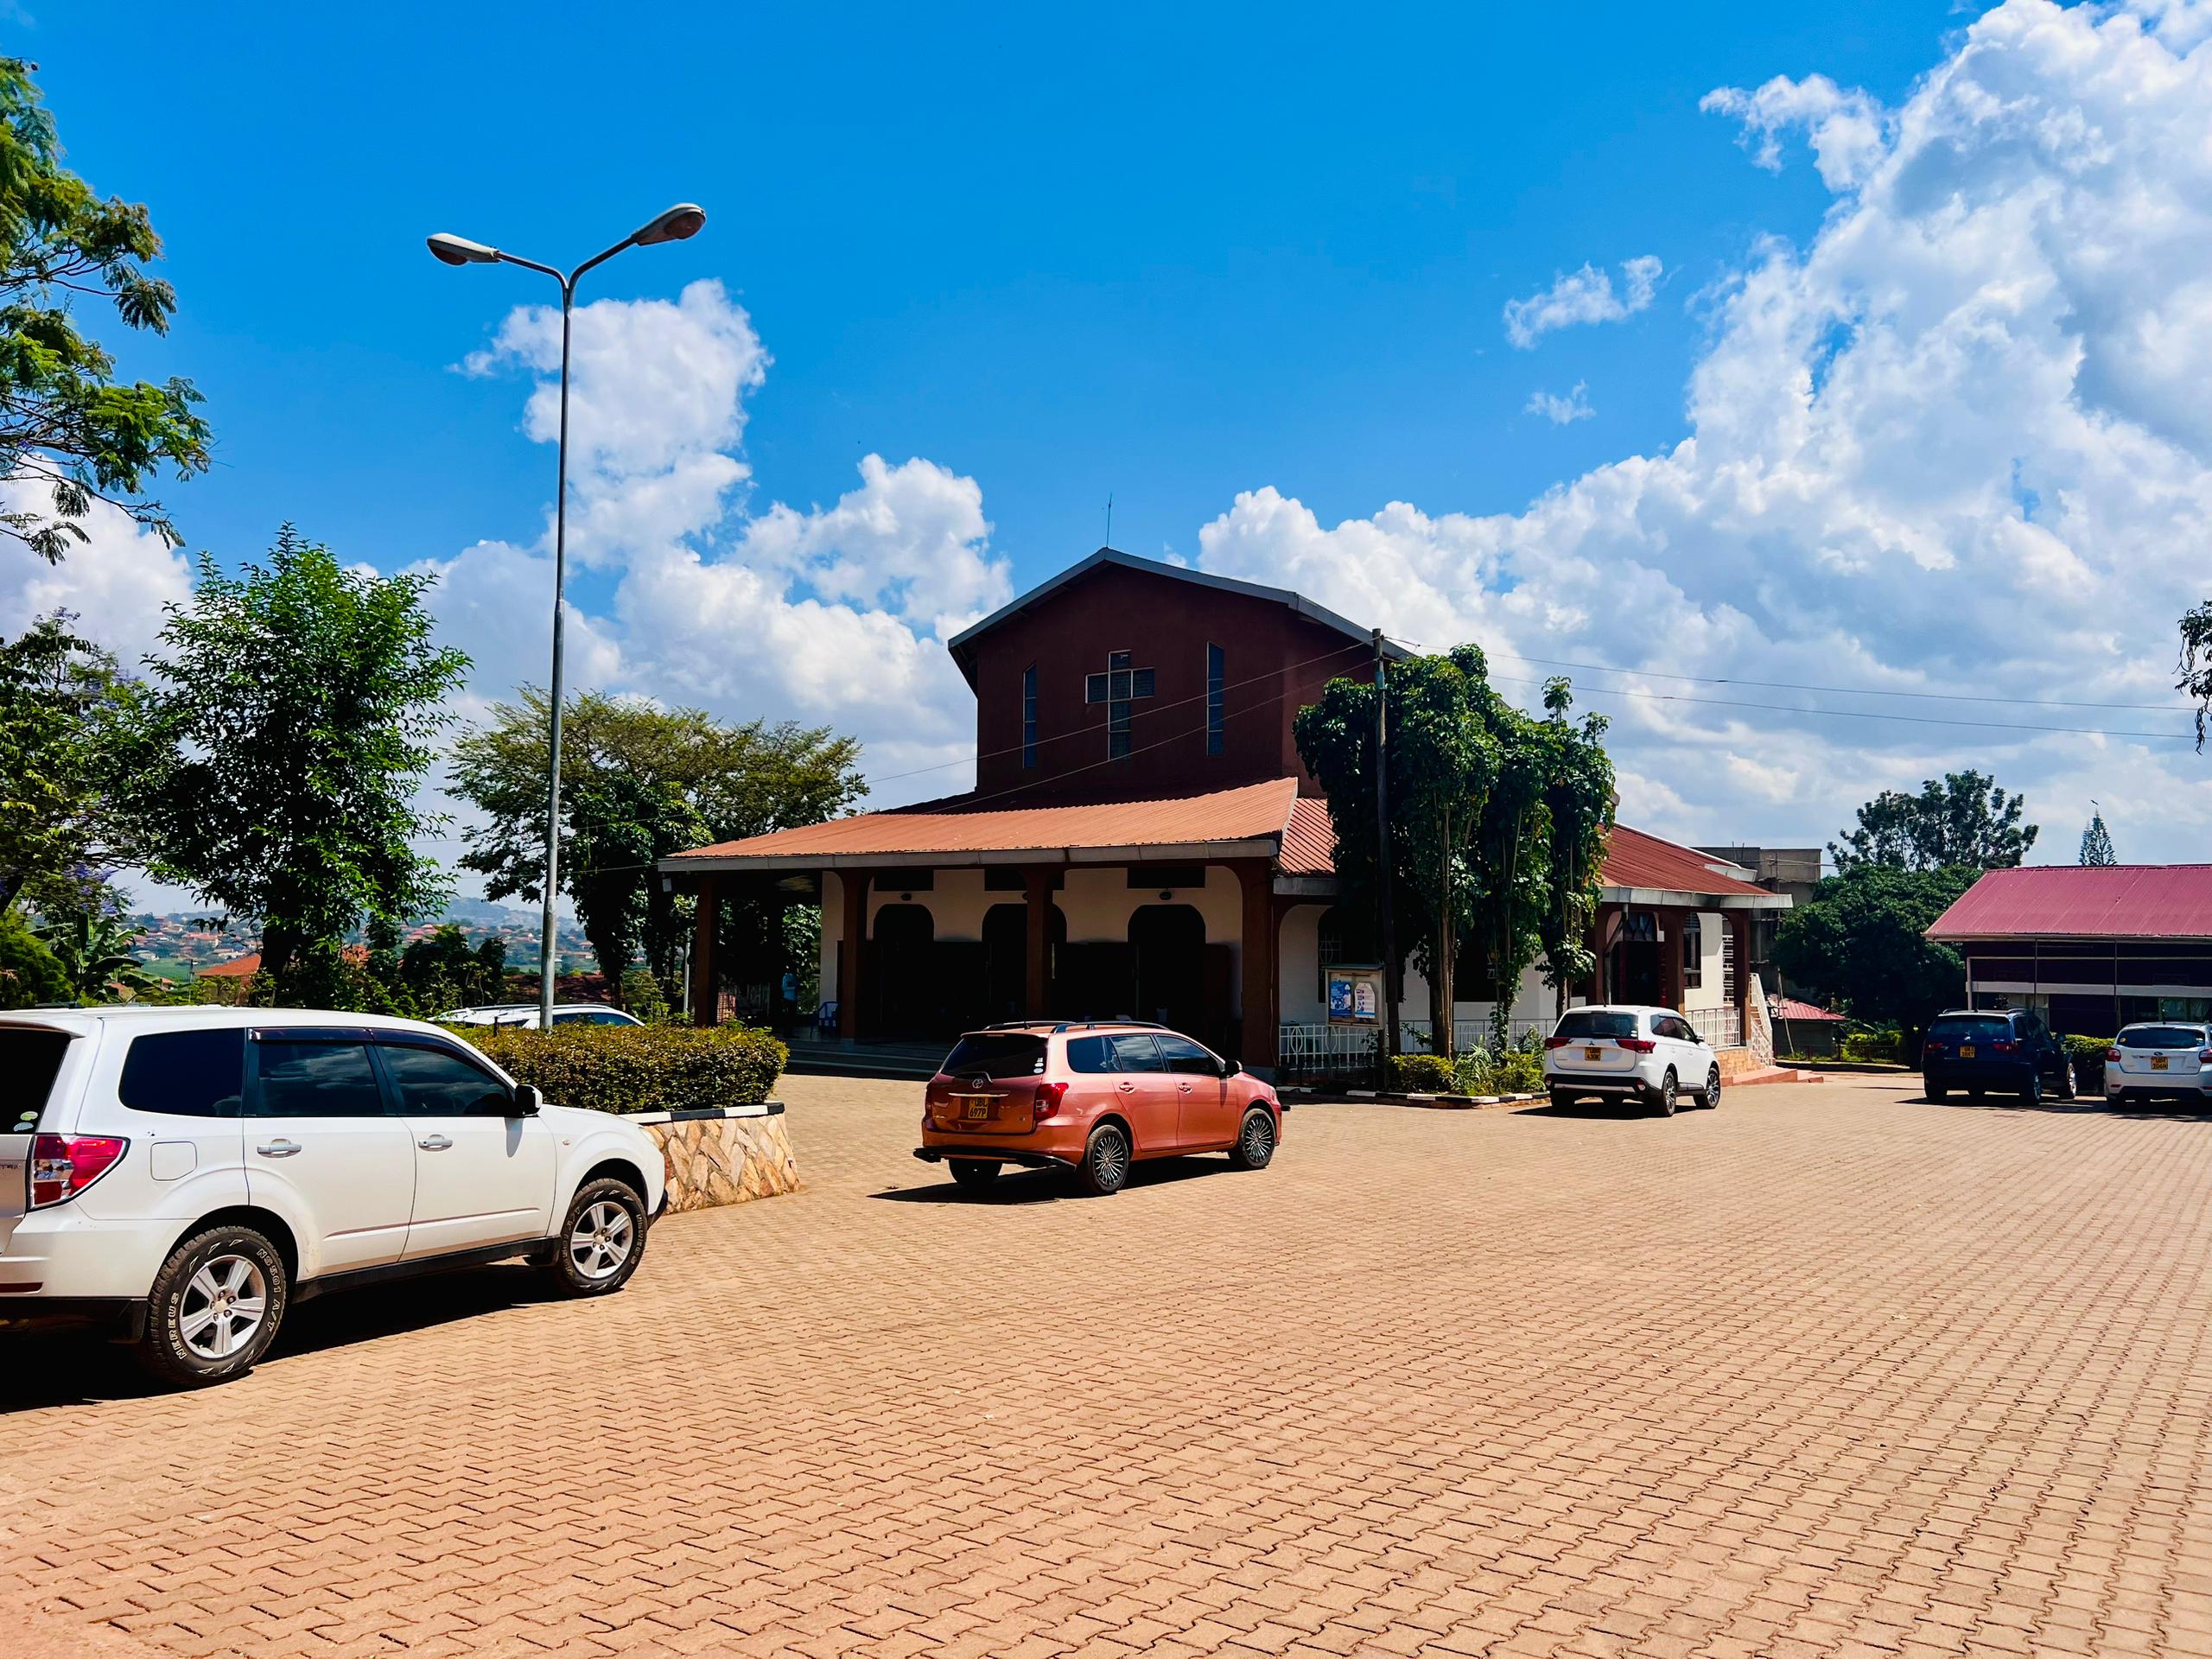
(1658, 906, 1684, 1009)
(1234, 861, 1279, 1071)
(1586, 909, 1608, 1004)
(837, 869, 870, 1041)
(1729, 912, 1751, 1018)
(1022, 866, 1054, 1018)
(690, 874, 720, 1027)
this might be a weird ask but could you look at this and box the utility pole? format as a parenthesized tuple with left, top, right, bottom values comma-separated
(1372, 629, 1400, 1065)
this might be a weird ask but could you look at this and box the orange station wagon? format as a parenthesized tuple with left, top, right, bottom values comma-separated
(915, 1022, 1284, 1196)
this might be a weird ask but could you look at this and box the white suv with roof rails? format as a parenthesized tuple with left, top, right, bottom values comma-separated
(1, 1006, 665, 1387)
(1542, 1004, 1722, 1116)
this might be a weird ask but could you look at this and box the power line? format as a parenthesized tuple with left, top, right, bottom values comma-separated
(1393, 634, 2192, 715)
(1387, 636, 2196, 742)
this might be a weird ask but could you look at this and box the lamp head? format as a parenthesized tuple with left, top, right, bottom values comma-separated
(631, 203, 706, 246)
(427, 232, 500, 267)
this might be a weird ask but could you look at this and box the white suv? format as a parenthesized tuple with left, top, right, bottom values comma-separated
(1542, 1004, 1721, 1116)
(0, 1006, 666, 1387)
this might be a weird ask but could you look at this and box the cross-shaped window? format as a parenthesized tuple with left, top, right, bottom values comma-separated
(1084, 649, 1155, 759)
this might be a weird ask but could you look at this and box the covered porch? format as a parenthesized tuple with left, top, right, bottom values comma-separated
(660, 779, 1312, 1073)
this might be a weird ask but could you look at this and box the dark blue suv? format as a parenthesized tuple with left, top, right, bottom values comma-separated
(1921, 1007, 2075, 1103)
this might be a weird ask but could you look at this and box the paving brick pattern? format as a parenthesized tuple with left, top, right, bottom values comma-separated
(3, 1074, 2210, 1658)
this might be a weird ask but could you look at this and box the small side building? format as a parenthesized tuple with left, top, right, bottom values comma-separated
(1925, 864, 2212, 1036)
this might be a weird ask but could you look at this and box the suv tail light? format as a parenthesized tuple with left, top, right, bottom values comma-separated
(1542, 1034, 1571, 1049)
(2199, 1048, 2212, 1065)
(1990, 1039, 2019, 1054)
(1923, 1040, 1946, 1055)
(1032, 1080, 1069, 1119)
(1617, 1036, 1656, 1052)
(29, 1134, 128, 1210)
(2108, 1046, 2123, 1062)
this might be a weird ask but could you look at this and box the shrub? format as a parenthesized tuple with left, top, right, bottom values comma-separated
(1840, 1031, 1905, 1065)
(2066, 1033, 2112, 1091)
(1451, 1047, 1497, 1095)
(1387, 1053, 1456, 1093)
(466, 1022, 786, 1116)
(1495, 1049, 1546, 1093)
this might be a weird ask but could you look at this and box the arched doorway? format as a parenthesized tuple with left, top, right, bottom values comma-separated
(981, 901, 1065, 1022)
(870, 903, 936, 1036)
(1128, 904, 1206, 1035)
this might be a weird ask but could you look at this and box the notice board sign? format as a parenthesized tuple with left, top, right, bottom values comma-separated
(1325, 964, 1384, 1026)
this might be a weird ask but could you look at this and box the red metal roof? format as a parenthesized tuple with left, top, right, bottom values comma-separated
(1281, 797, 1336, 876)
(1927, 865, 2212, 941)
(666, 778, 1301, 864)
(1770, 996, 1846, 1023)
(1599, 825, 1771, 897)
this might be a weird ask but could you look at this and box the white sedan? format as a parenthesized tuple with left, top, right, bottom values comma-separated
(1542, 1004, 1722, 1116)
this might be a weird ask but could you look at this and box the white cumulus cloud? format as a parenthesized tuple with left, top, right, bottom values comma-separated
(1526, 382, 1595, 424)
(1503, 256, 1662, 348)
(1205, 0, 2212, 860)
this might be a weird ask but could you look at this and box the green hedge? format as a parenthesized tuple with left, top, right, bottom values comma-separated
(1388, 1053, 1456, 1093)
(2066, 1033, 2113, 1092)
(1840, 1032, 1905, 1065)
(465, 1023, 786, 1116)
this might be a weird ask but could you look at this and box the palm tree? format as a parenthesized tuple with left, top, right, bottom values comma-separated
(35, 910, 162, 1002)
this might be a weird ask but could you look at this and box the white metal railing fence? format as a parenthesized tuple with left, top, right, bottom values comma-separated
(1402, 1016, 1552, 1053)
(1683, 1005, 1744, 1048)
(1277, 1023, 1380, 1078)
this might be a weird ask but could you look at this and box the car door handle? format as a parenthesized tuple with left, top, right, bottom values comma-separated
(1117, 1081, 1135, 1092)
(256, 1139, 301, 1158)
(417, 1134, 454, 1151)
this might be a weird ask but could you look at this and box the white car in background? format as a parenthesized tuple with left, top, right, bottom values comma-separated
(0, 1007, 665, 1388)
(2105, 1022, 2212, 1106)
(437, 1003, 645, 1030)
(1542, 1004, 1722, 1116)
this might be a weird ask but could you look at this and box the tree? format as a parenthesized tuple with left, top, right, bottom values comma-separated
(1773, 864, 1979, 1055)
(449, 690, 865, 1005)
(1829, 770, 2037, 873)
(1295, 648, 1611, 1058)
(1534, 679, 1616, 1019)
(114, 528, 468, 1005)
(0, 58, 210, 563)
(0, 612, 136, 915)
(2180, 600, 2212, 748)
(33, 902, 159, 1001)
(2079, 804, 2116, 867)
(0, 909, 68, 1008)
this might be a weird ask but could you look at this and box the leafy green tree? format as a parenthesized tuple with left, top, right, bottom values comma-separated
(33, 902, 159, 1001)
(449, 689, 864, 1005)
(0, 910, 68, 1007)
(2079, 805, 2116, 866)
(0, 58, 210, 563)
(1773, 864, 1979, 1055)
(0, 613, 136, 915)
(2180, 600, 2212, 747)
(114, 528, 468, 1005)
(1829, 770, 2037, 874)
(1533, 679, 1616, 1018)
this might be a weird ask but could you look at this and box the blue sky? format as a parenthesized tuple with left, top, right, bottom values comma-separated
(35, 3, 1947, 575)
(12, 0, 2212, 881)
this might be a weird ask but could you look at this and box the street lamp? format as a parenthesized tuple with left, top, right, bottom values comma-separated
(428, 203, 707, 1031)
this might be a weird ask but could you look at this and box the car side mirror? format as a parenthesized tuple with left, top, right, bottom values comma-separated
(1223, 1058, 1243, 1078)
(510, 1084, 542, 1116)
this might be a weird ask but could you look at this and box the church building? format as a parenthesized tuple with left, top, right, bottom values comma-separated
(661, 550, 1786, 1075)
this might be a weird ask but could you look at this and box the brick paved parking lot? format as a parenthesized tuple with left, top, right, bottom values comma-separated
(5, 1073, 2211, 1659)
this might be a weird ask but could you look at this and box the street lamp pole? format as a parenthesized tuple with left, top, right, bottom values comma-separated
(428, 205, 706, 1032)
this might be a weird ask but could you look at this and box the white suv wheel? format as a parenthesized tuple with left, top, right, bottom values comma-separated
(180, 1254, 270, 1360)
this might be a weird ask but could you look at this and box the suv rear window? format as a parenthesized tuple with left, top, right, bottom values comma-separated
(940, 1033, 1047, 1077)
(118, 1028, 247, 1117)
(1929, 1016, 2012, 1040)
(1555, 1010, 1637, 1039)
(3, 1029, 72, 1131)
(2117, 1026, 2206, 1048)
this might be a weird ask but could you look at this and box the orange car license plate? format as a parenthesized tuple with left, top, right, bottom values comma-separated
(1584, 1046, 1602, 1061)
(2153, 1055, 2170, 1071)
(963, 1102, 990, 1120)
(1959, 1044, 1975, 1058)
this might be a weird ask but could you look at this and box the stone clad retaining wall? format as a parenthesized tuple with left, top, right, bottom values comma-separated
(633, 1103, 799, 1213)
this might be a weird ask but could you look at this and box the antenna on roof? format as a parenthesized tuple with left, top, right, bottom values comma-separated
(1104, 493, 1113, 548)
